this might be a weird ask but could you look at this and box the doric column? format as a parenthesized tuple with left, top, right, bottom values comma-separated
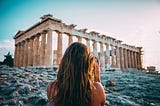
(139, 54, 142, 70)
(25, 39, 29, 66)
(14, 44, 18, 67)
(92, 40, 98, 57)
(68, 34, 73, 46)
(16, 43, 21, 66)
(16, 43, 20, 66)
(134, 52, 137, 68)
(33, 35, 39, 66)
(57, 31, 62, 64)
(123, 48, 128, 69)
(119, 47, 124, 69)
(22, 41, 26, 66)
(115, 46, 120, 68)
(22, 40, 27, 67)
(40, 32, 46, 66)
(137, 52, 141, 70)
(99, 42, 105, 71)
(37, 35, 41, 66)
(20, 41, 26, 66)
(19, 42, 24, 66)
(131, 51, 134, 68)
(111, 45, 116, 67)
(28, 38, 34, 66)
(105, 43, 110, 70)
(137, 47, 142, 70)
(27, 39, 31, 66)
(132, 51, 134, 68)
(127, 50, 131, 68)
(125, 49, 128, 69)
(130, 51, 133, 68)
(17, 42, 22, 66)
(77, 36, 82, 42)
(46, 30, 53, 66)
(33, 37, 36, 66)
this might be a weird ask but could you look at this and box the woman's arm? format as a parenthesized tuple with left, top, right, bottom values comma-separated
(46, 80, 57, 101)
(94, 58, 101, 82)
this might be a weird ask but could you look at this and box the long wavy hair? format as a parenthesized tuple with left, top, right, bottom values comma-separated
(55, 42, 95, 106)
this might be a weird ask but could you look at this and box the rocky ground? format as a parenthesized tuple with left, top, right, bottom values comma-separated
(0, 65, 160, 106)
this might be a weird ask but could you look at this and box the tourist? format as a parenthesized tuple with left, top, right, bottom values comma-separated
(47, 42, 106, 106)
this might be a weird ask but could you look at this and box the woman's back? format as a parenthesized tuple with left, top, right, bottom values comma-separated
(46, 42, 106, 106)
(47, 81, 106, 106)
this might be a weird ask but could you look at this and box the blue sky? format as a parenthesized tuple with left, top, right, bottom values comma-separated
(0, 0, 160, 70)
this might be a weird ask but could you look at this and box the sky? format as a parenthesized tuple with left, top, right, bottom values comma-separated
(0, 0, 160, 70)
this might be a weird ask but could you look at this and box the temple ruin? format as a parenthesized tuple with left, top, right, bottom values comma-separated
(14, 14, 143, 71)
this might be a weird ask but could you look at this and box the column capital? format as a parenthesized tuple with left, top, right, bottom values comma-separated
(36, 33, 41, 37)
(85, 38, 91, 41)
(26, 38, 30, 42)
(30, 35, 35, 39)
(66, 33, 72, 36)
(115, 46, 119, 49)
(21, 40, 25, 43)
(42, 30, 47, 34)
(55, 30, 62, 34)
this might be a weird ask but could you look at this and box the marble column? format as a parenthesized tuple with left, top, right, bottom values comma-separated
(137, 52, 142, 70)
(57, 31, 62, 64)
(16, 43, 20, 67)
(20, 42, 24, 66)
(14, 45, 18, 67)
(77, 36, 82, 43)
(134, 52, 137, 68)
(28, 38, 34, 66)
(17, 43, 20, 66)
(116, 46, 120, 68)
(27, 39, 31, 66)
(131, 51, 135, 68)
(111, 45, 116, 67)
(37, 34, 41, 66)
(132, 51, 135, 68)
(130, 51, 133, 68)
(33, 36, 39, 66)
(92, 40, 98, 57)
(23, 41, 26, 66)
(127, 50, 131, 68)
(68, 34, 73, 46)
(25, 39, 29, 66)
(46, 30, 53, 66)
(119, 47, 124, 69)
(40, 32, 46, 66)
(123, 49, 128, 69)
(105, 43, 110, 70)
(137, 52, 141, 70)
(99, 42, 105, 71)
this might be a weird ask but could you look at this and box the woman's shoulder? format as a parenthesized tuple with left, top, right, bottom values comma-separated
(93, 82, 103, 89)
(93, 82, 106, 105)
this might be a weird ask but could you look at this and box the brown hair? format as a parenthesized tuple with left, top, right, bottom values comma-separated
(55, 42, 95, 106)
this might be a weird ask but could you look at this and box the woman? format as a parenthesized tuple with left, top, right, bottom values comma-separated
(47, 42, 106, 106)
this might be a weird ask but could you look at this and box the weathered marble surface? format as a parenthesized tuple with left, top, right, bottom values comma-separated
(0, 66, 160, 106)
(0, 65, 57, 106)
(102, 69, 160, 106)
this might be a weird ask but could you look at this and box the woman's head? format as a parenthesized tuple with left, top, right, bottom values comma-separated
(56, 42, 95, 106)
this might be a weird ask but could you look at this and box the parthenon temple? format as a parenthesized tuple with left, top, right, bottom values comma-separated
(14, 14, 143, 71)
